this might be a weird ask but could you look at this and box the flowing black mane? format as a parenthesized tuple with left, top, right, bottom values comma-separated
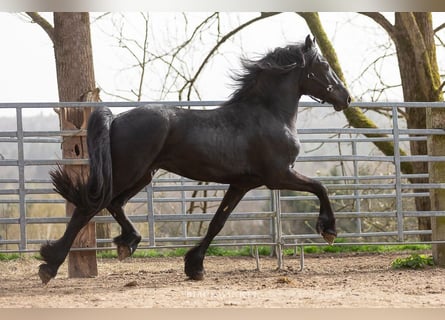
(226, 42, 318, 105)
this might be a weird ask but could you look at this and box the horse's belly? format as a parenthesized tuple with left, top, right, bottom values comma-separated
(159, 157, 250, 184)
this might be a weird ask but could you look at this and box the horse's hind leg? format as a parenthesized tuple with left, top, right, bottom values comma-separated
(107, 204, 141, 261)
(107, 171, 155, 260)
(184, 185, 249, 280)
(39, 208, 96, 284)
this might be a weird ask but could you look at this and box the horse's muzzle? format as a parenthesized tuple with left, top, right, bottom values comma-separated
(333, 93, 351, 111)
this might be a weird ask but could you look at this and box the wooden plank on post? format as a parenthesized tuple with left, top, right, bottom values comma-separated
(427, 106, 445, 266)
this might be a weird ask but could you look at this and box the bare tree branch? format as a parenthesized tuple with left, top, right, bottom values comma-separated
(359, 12, 396, 41)
(434, 22, 445, 34)
(91, 12, 111, 24)
(180, 12, 280, 100)
(162, 13, 219, 100)
(25, 12, 54, 43)
(438, 81, 445, 93)
(136, 12, 150, 101)
(434, 32, 445, 48)
(102, 13, 175, 102)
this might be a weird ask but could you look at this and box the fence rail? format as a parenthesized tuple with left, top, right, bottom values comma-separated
(1, 101, 445, 256)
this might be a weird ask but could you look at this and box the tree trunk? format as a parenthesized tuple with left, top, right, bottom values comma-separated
(427, 106, 445, 265)
(392, 13, 443, 241)
(53, 12, 98, 277)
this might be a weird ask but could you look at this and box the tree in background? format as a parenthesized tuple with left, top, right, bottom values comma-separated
(26, 12, 103, 277)
(360, 13, 444, 241)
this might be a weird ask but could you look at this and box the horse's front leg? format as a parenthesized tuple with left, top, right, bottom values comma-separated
(270, 168, 337, 244)
(184, 185, 250, 280)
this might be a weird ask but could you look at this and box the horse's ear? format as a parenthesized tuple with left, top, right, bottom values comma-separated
(304, 34, 314, 50)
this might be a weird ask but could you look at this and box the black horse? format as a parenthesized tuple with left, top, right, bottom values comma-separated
(39, 35, 350, 284)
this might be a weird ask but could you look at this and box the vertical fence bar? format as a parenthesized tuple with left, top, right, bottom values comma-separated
(273, 189, 283, 269)
(352, 140, 362, 234)
(146, 183, 155, 247)
(16, 107, 27, 251)
(392, 105, 404, 241)
(269, 189, 276, 256)
(180, 176, 187, 241)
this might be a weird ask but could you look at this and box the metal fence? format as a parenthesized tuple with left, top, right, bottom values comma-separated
(1, 101, 445, 258)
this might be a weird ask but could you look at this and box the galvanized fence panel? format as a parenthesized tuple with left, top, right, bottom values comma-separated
(1, 101, 445, 255)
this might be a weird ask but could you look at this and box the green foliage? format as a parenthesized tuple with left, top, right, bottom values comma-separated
(287, 240, 430, 255)
(203, 246, 228, 256)
(97, 248, 188, 259)
(256, 246, 272, 256)
(96, 246, 270, 259)
(0, 244, 433, 263)
(391, 254, 434, 269)
(94, 243, 431, 260)
(0, 253, 20, 261)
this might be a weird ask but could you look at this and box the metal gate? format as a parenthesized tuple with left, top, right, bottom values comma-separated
(1, 101, 445, 259)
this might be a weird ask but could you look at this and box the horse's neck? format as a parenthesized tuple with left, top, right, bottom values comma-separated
(269, 72, 303, 125)
(269, 94, 300, 127)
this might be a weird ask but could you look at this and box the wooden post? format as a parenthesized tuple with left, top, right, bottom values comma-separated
(427, 106, 445, 266)
(59, 106, 97, 278)
(53, 13, 98, 277)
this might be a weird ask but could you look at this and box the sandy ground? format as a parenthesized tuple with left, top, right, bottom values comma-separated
(1, 252, 444, 308)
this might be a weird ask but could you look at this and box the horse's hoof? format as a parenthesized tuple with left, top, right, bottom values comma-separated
(117, 244, 131, 261)
(187, 270, 205, 281)
(184, 262, 205, 281)
(113, 233, 141, 261)
(321, 232, 336, 245)
(38, 264, 56, 285)
(184, 246, 205, 280)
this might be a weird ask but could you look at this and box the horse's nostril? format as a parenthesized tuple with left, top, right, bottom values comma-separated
(347, 96, 351, 104)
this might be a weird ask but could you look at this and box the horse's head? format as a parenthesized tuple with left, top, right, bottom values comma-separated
(300, 35, 351, 111)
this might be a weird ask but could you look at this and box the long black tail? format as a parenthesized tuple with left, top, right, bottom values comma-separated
(50, 107, 114, 214)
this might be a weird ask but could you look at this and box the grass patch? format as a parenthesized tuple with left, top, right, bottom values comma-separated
(0, 253, 20, 261)
(98, 248, 188, 259)
(391, 254, 434, 269)
(95, 242, 430, 259)
(1, 241, 430, 261)
(98, 246, 263, 259)
(294, 243, 430, 255)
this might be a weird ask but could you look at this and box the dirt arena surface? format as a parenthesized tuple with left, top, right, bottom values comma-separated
(1, 252, 444, 308)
